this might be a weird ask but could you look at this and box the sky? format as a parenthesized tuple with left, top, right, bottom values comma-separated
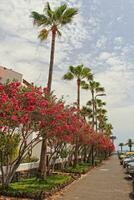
(0, 0, 134, 149)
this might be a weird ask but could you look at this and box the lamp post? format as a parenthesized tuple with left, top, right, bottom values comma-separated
(94, 93, 106, 132)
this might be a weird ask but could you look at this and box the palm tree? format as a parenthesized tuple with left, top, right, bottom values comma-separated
(63, 65, 93, 110)
(96, 99, 106, 108)
(81, 106, 92, 120)
(103, 123, 113, 136)
(126, 139, 133, 152)
(95, 99, 106, 132)
(31, 2, 78, 91)
(82, 81, 105, 130)
(31, 3, 77, 180)
(96, 108, 107, 132)
(63, 65, 93, 166)
(119, 143, 124, 152)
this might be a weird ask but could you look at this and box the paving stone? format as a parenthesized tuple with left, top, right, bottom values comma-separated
(55, 156, 132, 200)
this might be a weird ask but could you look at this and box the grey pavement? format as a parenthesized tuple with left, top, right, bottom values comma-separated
(54, 156, 132, 200)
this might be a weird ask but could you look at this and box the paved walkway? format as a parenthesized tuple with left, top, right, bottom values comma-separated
(53, 156, 132, 200)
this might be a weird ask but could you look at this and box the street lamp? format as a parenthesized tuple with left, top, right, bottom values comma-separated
(95, 93, 106, 99)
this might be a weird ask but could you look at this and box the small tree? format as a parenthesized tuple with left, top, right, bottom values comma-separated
(0, 82, 49, 188)
(119, 143, 124, 152)
(126, 139, 133, 152)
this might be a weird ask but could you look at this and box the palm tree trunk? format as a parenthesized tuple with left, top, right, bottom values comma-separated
(83, 145, 87, 162)
(38, 28, 56, 180)
(47, 27, 56, 92)
(91, 145, 94, 166)
(37, 137, 47, 180)
(77, 78, 80, 110)
(95, 103, 97, 132)
(74, 142, 79, 167)
(130, 145, 132, 152)
(91, 90, 95, 130)
(74, 79, 80, 167)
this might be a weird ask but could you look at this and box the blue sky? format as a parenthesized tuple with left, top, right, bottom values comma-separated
(0, 0, 134, 149)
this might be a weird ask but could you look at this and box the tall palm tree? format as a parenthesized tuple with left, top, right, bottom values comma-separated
(119, 143, 124, 152)
(31, 3, 78, 180)
(63, 65, 93, 110)
(126, 139, 133, 152)
(31, 2, 78, 91)
(63, 65, 93, 166)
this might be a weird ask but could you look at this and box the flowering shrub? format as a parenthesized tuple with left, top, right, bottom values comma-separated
(0, 82, 81, 186)
(0, 81, 114, 187)
(0, 82, 47, 187)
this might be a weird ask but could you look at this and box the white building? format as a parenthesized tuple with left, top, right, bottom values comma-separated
(0, 66, 41, 159)
(0, 66, 23, 83)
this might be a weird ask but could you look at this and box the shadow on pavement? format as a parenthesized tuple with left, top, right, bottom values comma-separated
(129, 193, 134, 199)
(124, 176, 132, 181)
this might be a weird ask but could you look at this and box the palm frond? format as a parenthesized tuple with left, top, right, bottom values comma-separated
(81, 67, 91, 77)
(55, 4, 67, 20)
(87, 73, 93, 81)
(96, 99, 106, 107)
(61, 8, 78, 25)
(69, 66, 75, 74)
(87, 100, 92, 106)
(44, 2, 53, 18)
(81, 82, 89, 90)
(63, 72, 74, 80)
(31, 11, 49, 26)
(119, 143, 124, 146)
(38, 29, 49, 41)
(57, 29, 62, 37)
(72, 65, 83, 77)
(81, 106, 92, 117)
(96, 87, 105, 93)
(80, 80, 87, 87)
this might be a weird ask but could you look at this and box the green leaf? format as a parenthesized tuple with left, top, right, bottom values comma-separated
(31, 11, 49, 26)
(61, 8, 78, 25)
(57, 29, 62, 37)
(44, 2, 53, 18)
(63, 72, 74, 80)
(55, 4, 67, 20)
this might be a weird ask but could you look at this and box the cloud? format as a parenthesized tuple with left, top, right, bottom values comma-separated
(99, 52, 111, 60)
(96, 36, 107, 49)
(110, 105, 134, 148)
(0, 0, 88, 84)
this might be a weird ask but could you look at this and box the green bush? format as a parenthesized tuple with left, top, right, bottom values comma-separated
(0, 133, 20, 165)
(64, 163, 91, 174)
(0, 174, 72, 194)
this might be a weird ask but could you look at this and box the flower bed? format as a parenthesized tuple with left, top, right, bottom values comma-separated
(64, 163, 92, 174)
(0, 174, 73, 199)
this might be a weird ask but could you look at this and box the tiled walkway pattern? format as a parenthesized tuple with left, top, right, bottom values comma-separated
(56, 156, 132, 200)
